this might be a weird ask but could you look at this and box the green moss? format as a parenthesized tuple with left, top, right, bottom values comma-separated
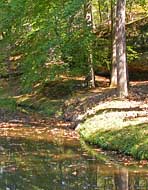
(0, 98, 17, 111)
(16, 95, 63, 116)
(77, 120, 148, 160)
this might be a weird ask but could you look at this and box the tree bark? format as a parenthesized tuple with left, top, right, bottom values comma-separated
(116, 0, 128, 97)
(110, 0, 117, 88)
(98, 0, 102, 23)
(84, 1, 96, 88)
(89, 52, 95, 88)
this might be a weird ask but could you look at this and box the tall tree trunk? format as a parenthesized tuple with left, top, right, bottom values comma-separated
(116, 0, 128, 97)
(107, 1, 111, 32)
(84, 0, 95, 88)
(110, 0, 117, 87)
(98, 0, 102, 23)
(84, 0, 96, 88)
(89, 52, 95, 88)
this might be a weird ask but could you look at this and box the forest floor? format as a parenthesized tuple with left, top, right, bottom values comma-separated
(72, 78, 148, 160)
(0, 75, 148, 160)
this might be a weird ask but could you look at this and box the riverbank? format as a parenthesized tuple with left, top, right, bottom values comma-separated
(76, 84, 148, 160)
(0, 77, 148, 160)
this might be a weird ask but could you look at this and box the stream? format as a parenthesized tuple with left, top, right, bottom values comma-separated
(0, 125, 148, 190)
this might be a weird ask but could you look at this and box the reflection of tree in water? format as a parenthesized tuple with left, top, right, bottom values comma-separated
(114, 168, 128, 190)
(0, 137, 148, 190)
(97, 168, 148, 190)
(131, 174, 148, 190)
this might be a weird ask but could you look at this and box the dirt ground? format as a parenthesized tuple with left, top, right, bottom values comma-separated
(0, 76, 147, 130)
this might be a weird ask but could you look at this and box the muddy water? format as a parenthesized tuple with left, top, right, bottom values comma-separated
(0, 125, 148, 190)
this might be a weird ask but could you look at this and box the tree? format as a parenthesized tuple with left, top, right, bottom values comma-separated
(110, 0, 117, 88)
(116, 0, 128, 97)
(84, 0, 96, 88)
(1, 0, 88, 91)
(1, 0, 146, 94)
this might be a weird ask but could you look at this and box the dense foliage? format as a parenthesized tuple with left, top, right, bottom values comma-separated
(0, 0, 147, 92)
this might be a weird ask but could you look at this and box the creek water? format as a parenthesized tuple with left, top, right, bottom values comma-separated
(0, 126, 147, 190)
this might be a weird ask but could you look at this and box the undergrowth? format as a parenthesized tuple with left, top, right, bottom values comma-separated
(77, 121, 148, 160)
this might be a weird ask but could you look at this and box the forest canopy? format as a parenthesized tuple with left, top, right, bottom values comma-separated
(0, 0, 148, 93)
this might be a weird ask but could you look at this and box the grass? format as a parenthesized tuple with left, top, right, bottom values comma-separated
(76, 100, 148, 160)
(0, 78, 83, 117)
(15, 93, 63, 116)
(0, 79, 64, 117)
(0, 83, 17, 111)
(0, 97, 17, 111)
(14, 79, 83, 116)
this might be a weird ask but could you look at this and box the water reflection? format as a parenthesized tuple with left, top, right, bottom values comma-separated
(0, 137, 148, 190)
